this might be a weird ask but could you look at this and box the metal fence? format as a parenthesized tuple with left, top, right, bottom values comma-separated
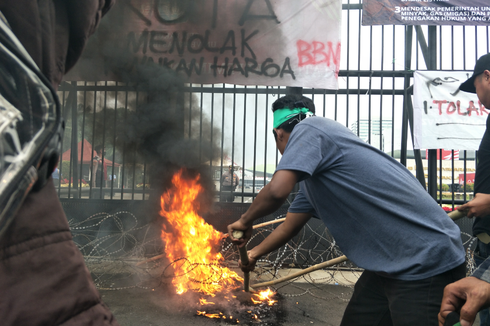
(56, 2, 490, 227)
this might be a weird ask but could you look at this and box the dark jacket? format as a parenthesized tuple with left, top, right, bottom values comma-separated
(0, 1, 114, 89)
(473, 114, 490, 236)
(0, 1, 119, 325)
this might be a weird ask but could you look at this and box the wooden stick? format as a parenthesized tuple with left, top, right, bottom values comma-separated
(137, 211, 463, 270)
(135, 218, 287, 266)
(448, 209, 467, 221)
(238, 246, 250, 292)
(252, 218, 286, 229)
(135, 253, 165, 266)
(255, 210, 463, 228)
(232, 230, 250, 292)
(252, 255, 349, 289)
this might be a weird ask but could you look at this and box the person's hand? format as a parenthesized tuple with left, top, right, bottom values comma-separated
(227, 217, 253, 248)
(458, 193, 490, 218)
(439, 277, 490, 326)
(239, 250, 258, 273)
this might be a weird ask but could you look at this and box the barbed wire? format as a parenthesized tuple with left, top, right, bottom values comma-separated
(69, 210, 478, 302)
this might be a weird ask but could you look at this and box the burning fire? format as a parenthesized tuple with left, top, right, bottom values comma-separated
(251, 288, 276, 306)
(160, 169, 242, 295)
(160, 169, 277, 321)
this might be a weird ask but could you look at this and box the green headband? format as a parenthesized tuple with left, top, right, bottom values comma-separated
(273, 107, 312, 129)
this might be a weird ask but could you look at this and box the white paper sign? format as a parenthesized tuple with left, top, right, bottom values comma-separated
(413, 71, 487, 150)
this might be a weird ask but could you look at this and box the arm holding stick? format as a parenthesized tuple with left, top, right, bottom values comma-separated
(231, 211, 311, 283)
(457, 193, 490, 218)
(228, 170, 299, 247)
(232, 230, 250, 292)
(230, 218, 287, 272)
(245, 212, 312, 271)
(226, 170, 299, 289)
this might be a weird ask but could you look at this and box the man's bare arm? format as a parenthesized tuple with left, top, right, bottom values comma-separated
(240, 212, 312, 272)
(228, 170, 299, 246)
(459, 193, 490, 218)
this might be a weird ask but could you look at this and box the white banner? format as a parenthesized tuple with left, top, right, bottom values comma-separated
(413, 71, 487, 150)
(363, 0, 490, 26)
(66, 0, 342, 89)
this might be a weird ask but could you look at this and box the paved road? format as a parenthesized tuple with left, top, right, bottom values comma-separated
(100, 282, 353, 326)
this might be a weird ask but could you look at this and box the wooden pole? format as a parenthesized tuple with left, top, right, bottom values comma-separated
(238, 246, 250, 292)
(448, 209, 466, 221)
(252, 218, 286, 229)
(135, 253, 165, 266)
(232, 230, 250, 292)
(136, 209, 465, 274)
(252, 255, 349, 289)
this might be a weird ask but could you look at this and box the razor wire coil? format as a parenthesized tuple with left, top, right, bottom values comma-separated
(71, 210, 477, 301)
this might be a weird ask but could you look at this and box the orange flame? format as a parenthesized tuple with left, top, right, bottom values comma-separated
(160, 169, 242, 295)
(199, 298, 215, 305)
(252, 288, 277, 306)
(196, 311, 221, 318)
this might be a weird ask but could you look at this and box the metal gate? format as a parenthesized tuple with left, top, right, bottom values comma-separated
(56, 3, 490, 235)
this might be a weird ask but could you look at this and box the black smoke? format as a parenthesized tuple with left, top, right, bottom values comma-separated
(69, 0, 223, 214)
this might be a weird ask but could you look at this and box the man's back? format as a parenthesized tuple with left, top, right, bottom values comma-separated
(280, 116, 465, 280)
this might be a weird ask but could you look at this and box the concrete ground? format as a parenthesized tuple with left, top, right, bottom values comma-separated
(99, 269, 478, 326)
(100, 283, 353, 326)
(99, 269, 356, 326)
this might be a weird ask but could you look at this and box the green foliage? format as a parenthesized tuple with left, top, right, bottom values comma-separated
(463, 183, 474, 192)
(438, 184, 449, 191)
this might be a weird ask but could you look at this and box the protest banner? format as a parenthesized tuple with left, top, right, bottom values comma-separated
(65, 0, 342, 89)
(413, 71, 487, 150)
(362, 0, 490, 26)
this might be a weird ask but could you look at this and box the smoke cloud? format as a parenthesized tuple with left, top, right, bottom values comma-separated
(70, 1, 224, 212)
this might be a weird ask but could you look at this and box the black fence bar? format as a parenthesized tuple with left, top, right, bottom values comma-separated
(55, 5, 487, 217)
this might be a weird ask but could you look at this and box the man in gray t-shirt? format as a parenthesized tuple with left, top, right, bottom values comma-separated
(228, 95, 465, 326)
